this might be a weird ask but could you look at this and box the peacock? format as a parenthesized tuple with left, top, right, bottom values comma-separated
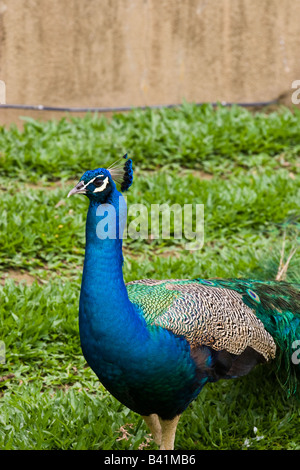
(67, 155, 300, 450)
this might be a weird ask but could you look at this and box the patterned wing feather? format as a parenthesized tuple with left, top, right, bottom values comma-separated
(127, 277, 300, 395)
(126, 278, 276, 361)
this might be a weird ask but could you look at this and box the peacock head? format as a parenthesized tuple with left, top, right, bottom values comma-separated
(67, 155, 133, 203)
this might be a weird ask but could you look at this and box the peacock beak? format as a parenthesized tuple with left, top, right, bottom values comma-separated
(67, 181, 86, 198)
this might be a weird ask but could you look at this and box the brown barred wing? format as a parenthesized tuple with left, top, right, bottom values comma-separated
(126, 279, 276, 361)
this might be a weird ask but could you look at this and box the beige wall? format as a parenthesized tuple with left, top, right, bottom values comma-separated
(0, 0, 300, 125)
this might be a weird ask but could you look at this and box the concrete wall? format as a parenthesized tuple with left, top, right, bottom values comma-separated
(0, 0, 300, 125)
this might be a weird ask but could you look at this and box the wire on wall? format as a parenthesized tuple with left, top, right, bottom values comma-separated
(0, 100, 278, 113)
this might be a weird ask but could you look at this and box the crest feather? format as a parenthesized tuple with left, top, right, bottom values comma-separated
(109, 154, 133, 192)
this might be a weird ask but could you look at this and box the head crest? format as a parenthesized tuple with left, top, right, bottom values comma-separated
(108, 154, 133, 192)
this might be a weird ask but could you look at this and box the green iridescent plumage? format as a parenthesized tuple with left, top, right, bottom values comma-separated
(211, 278, 300, 396)
(127, 277, 300, 397)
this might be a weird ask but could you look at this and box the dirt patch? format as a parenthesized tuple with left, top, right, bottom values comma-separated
(0, 373, 15, 383)
(25, 179, 75, 191)
(0, 179, 76, 194)
(0, 269, 38, 286)
(155, 249, 181, 259)
(191, 170, 214, 180)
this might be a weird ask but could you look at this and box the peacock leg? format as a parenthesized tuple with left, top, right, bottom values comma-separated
(158, 415, 181, 450)
(142, 414, 162, 446)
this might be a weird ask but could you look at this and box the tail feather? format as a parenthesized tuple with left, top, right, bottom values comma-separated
(212, 279, 300, 396)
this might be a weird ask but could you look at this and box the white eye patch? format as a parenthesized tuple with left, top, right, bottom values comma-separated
(79, 175, 100, 192)
(93, 176, 109, 193)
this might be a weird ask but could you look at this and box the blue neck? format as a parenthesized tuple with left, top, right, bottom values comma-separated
(79, 189, 148, 368)
(82, 191, 126, 305)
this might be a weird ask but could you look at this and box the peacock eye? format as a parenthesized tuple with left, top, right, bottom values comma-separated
(93, 177, 104, 187)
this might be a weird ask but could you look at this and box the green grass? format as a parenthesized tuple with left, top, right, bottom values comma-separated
(0, 103, 300, 450)
(1, 103, 300, 182)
